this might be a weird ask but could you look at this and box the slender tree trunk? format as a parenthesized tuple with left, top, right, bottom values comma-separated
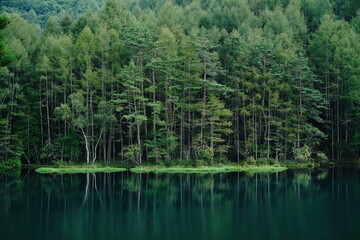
(120, 116, 124, 162)
(242, 79, 247, 158)
(200, 61, 207, 147)
(235, 106, 240, 163)
(81, 128, 90, 163)
(90, 89, 95, 162)
(180, 105, 184, 161)
(139, 55, 147, 159)
(152, 65, 158, 162)
(45, 70, 51, 143)
(165, 75, 169, 138)
(26, 105, 31, 163)
(39, 77, 44, 147)
(210, 120, 214, 151)
(267, 91, 271, 159)
(336, 81, 340, 160)
(134, 97, 142, 163)
(93, 131, 103, 163)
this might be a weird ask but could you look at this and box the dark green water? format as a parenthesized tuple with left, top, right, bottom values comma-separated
(1, 168, 360, 240)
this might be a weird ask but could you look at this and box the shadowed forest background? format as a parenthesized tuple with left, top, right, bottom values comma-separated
(1, 0, 360, 166)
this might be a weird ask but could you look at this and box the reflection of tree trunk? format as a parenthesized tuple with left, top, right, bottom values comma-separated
(211, 175, 214, 211)
(153, 174, 158, 214)
(46, 189, 51, 228)
(93, 173, 103, 207)
(82, 173, 90, 207)
(81, 173, 103, 207)
(137, 174, 141, 210)
(267, 174, 270, 204)
(255, 173, 258, 205)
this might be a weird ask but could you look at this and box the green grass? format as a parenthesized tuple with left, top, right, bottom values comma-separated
(130, 165, 287, 174)
(35, 167, 127, 174)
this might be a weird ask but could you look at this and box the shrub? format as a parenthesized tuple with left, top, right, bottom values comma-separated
(123, 144, 142, 164)
(52, 160, 67, 167)
(217, 156, 230, 165)
(159, 159, 173, 167)
(294, 145, 311, 163)
(40, 141, 62, 160)
(315, 152, 329, 164)
(194, 159, 207, 166)
(307, 163, 315, 168)
(181, 159, 196, 167)
(256, 158, 274, 165)
(0, 157, 22, 170)
(245, 156, 256, 165)
(195, 146, 214, 164)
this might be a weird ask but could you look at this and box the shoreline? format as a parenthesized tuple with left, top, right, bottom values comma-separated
(129, 165, 288, 174)
(4, 161, 347, 175)
(35, 167, 127, 174)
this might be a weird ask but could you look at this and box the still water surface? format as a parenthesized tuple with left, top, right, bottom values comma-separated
(1, 168, 360, 240)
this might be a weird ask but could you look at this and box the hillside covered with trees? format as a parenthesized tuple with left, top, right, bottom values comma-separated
(1, 0, 360, 167)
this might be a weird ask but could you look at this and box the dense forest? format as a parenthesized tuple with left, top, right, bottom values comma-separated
(1, 0, 360, 167)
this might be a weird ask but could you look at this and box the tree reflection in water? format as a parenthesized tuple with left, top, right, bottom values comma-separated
(1, 168, 360, 240)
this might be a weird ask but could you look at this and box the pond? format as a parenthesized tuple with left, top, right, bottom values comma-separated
(0, 168, 359, 240)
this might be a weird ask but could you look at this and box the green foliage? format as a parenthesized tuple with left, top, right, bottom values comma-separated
(256, 158, 275, 165)
(309, 14, 360, 160)
(0, 0, 358, 166)
(40, 141, 58, 160)
(55, 93, 88, 129)
(123, 144, 142, 164)
(2, 0, 106, 26)
(0, 13, 25, 164)
(0, 157, 21, 170)
(0, 14, 11, 65)
(315, 152, 329, 164)
(245, 156, 256, 165)
(55, 132, 82, 159)
(195, 146, 214, 165)
(203, 94, 233, 155)
(294, 145, 311, 163)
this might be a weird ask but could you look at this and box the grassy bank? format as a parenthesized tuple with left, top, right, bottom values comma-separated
(31, 160, 338, 175)
(130, 165, 287, 174)
(35, 167, 127, 174)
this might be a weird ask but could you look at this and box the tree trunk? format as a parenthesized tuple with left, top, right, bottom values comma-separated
(81, 128, 90, 163)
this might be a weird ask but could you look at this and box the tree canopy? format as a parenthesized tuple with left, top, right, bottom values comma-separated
(1, 0, 360, 165)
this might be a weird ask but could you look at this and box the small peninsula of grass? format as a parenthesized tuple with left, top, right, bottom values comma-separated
(36, 167, 126, 174)
(130, 165, 287, 174)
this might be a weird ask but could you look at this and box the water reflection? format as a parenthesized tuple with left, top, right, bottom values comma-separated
(1, 168, 360, 240)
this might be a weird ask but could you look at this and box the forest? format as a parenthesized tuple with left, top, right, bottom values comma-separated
(1, 0, 360, 168)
